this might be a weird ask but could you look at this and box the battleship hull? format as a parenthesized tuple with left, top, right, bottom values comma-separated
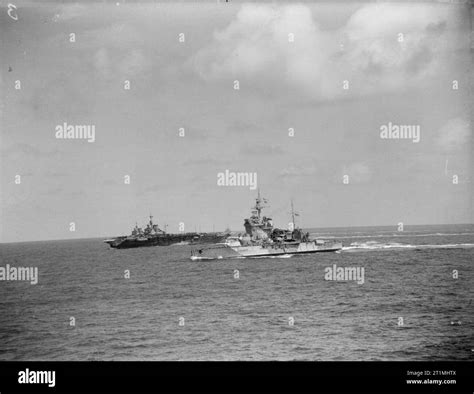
(105, 233, 228, 249)
(191, 240, 343, 260)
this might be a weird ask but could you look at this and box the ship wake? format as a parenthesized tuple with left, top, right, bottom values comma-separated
(342, 241, 474, 252)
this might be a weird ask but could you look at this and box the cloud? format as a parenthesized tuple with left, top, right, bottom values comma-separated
(118, 50, 148, 76)
(183, 157, 229, 166)
(279, 163, 318, 178)
(93, 47, 149, 79)
(93, 48, 111, 78)
(190, 3, 455, 100)
(436, 118, 470, 151)
(342, 162, 372, 183)
(1, 143, 61, 160)
(84, 24, 144, 50)
(49, 23, 152, 81)
(228, 120, 259, 134)
(241, 143, 285, 156)
(56, 4, 86, 21)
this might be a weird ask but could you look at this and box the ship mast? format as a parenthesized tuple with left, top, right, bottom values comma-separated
(290, 199, 299, 229)
(291, 199, 296, 229)
(254, 189, 267, 220)
(256, 189, 262, 219)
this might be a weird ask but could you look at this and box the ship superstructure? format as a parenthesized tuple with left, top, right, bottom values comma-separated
(104, 215, 229, 249)
(191, 194, 342, 260)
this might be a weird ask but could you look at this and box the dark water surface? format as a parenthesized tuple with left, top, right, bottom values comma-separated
(1, 224, 473, 360)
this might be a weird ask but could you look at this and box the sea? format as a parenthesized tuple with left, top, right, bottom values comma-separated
(0, 224, 473, 361)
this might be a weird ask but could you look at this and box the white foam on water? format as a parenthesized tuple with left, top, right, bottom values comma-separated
(311, 232, 474, 240)
(342, 242, 474, 252)
(250, 254, 294, 259)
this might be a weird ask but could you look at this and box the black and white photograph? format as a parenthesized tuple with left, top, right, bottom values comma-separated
(0, 0, 473, 392)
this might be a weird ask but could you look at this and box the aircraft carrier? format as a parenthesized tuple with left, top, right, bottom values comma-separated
(104, 215, 229, 249)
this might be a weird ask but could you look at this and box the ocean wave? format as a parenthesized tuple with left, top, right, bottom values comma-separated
(310, 232, 474, 239)
(342, 242, 474, 252)
(250, 254, 294, 259)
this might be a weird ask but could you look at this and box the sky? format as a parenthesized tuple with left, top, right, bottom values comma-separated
(0, 0, 473, 242)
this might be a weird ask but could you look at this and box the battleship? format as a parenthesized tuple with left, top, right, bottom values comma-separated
(191, 194, 342, 260)
(104, 215, 230, 249)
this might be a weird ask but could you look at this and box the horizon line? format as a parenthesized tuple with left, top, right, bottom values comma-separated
(1, 222, 473, 244)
